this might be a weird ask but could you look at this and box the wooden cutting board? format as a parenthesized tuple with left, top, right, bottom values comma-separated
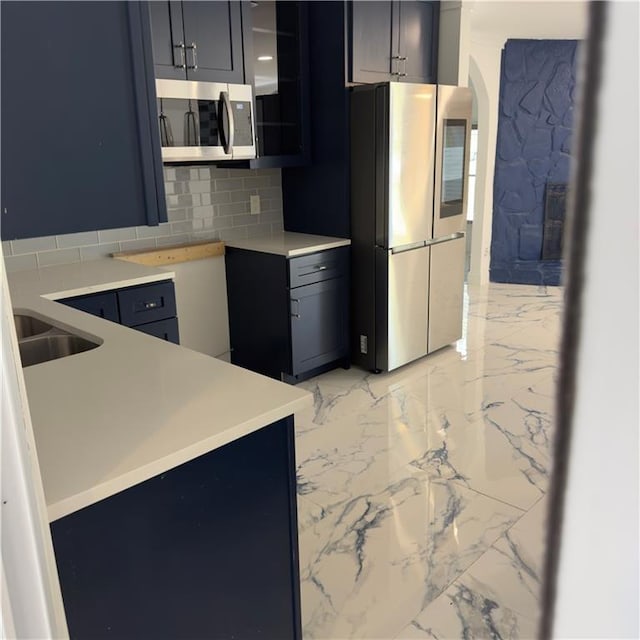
(112, 241, 225, 266)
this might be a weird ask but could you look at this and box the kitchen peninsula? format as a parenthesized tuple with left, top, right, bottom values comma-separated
(9, 258, 312, 639)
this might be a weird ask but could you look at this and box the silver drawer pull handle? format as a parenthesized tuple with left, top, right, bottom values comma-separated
(144, 301, 159, 309)
(315, 265, 328, 271)
(291, 298, 301, 318)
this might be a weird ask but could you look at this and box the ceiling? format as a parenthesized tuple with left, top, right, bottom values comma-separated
(469, 0, 589, 41)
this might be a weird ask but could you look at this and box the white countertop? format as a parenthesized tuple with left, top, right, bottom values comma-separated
(225, 231, 350, 257)
(9, 259, 312, 522)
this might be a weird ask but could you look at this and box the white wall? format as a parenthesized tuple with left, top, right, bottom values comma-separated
(438, 1, 471, 87)
(467, 38, 503, 285)
(162, 256, 231, 360)
(553, 1, 639, 635)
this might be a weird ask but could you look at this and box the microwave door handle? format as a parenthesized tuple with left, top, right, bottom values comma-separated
(220, 91, 235, 156)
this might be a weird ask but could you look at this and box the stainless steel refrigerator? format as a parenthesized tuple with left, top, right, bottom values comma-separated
(350, 82, 471, 372)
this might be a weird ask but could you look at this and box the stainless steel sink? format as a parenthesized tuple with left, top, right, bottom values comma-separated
(13, 313, 100, 367)
(13, 314, 55, 339)
(18, 334, 100, 367)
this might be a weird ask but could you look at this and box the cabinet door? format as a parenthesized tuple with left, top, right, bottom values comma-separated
(132, 317, 180, 344)
(60, 292, 120, 323)
(181, 1, 245, 83)
(349, 1, 397, 83)
(148, 1, 188, 80)
(0, 2, 166, 240)
(397, 1, 439, 84)
(250, 1, 311, 167)
(290, 277, 348, 376)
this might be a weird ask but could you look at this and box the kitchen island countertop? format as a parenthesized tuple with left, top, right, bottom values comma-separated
(9, 258, 312, 522)
(224, 231, 350, 257)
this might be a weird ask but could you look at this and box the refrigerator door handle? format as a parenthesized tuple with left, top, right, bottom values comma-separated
(426, 232, 465, 247)
(389, 241, 427, 255)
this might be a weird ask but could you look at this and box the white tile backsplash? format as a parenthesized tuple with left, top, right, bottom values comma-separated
(3, 167, 284, 270)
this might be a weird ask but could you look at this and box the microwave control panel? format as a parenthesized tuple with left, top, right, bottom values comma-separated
(232, 101, 253, 146)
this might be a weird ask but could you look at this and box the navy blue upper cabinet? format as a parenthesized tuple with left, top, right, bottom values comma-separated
(250, 1, 310, 167)
(149, 1, 247, 84)
(0, 2, 166, 241)
(350, 1, 396, 83)
(349, 1, 439, 84)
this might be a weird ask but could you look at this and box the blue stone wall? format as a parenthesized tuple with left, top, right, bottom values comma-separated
(490, 39, 579, 285)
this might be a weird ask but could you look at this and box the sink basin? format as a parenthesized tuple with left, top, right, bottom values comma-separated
(18, 334, 100, 367)
(14, 314, 55, 339)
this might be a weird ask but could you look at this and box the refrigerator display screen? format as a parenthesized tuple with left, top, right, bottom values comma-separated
(440, 119, 467, 218)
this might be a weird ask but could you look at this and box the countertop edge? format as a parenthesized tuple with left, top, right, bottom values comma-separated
(43, 271, 176, 300)
(224, 233, 351, 258)
(47, 393, 310, 522)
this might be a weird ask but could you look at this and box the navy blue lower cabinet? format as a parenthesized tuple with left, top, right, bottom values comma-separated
(225, 246, 350, 383)
(51, 416, 302, 640)
(290, 278, 349, 376)
(60, 291, 120, 323)
(132, 317, 180, 344)
(59, 281, 180, 344)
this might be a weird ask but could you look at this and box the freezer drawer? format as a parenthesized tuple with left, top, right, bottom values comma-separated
(377, 245, 430, 371)
(428, 237, 465, 353)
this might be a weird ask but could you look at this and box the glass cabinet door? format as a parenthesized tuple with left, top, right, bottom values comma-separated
(250, 1, 309, 165)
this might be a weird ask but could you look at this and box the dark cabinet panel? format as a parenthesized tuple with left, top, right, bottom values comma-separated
(397, 1, 439, 84)
(290, 277, 348, 376)
(226, 246, 349, 382)
(61, 292, 119, 323)
(350, 1, 396, 83)
(0, 2, 166, 241)
(132, 317, 180, 344)
(59, 281, 180, 344)
(148, 1, 186, 80)
(149, 0, 246, 84)
(117, 281, 177, 327)
(282, 2, 350, 238)
(225, 249, 290, 379)
(216, 1, 311, 169)
(181, 1, 245, 83)
(51, 416, 302, 639)
(348, 0, 438, 84)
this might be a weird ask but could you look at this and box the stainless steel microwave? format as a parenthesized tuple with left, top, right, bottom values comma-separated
(155, 79, 256, 162)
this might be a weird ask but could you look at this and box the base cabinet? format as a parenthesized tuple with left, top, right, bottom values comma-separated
(51, 416, 302, 639)
(60, 281, 180, 345)
(225, 246, 349, 382)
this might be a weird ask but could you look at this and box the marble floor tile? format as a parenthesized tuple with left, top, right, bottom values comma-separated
(294, 282, 561, 639)
(298, 476, 523, 640)
(295, 400, 431, 512)
(405, 407, 549, 510)
(396, 498, 549, 640)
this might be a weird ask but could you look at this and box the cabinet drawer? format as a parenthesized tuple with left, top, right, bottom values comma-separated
(288, 247, 349, 289)
(61, 291, 119, 323)
(132, 318, 180, 344)
(117, 282, 177, 327)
